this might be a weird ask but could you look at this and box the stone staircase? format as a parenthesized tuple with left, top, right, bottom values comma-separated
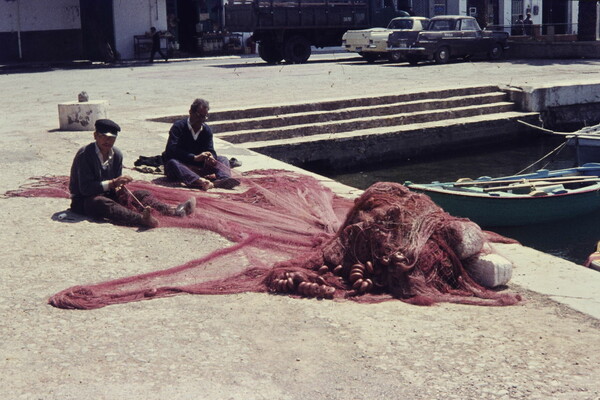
(180, 86, 541, 170)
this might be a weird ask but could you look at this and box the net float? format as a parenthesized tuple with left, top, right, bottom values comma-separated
(333, 265, 343, 275)
(365, 261, 374, 274)
(392, 252, 406, 262)
(351, 263, 365, 273)
(349, 272, 363, 283)
(359, 280, 370, 293)
(298, 281, 309, 294)
(310, 282, 320, 296)
(352, 278, 364, 290)
(318, 265, 329, 274)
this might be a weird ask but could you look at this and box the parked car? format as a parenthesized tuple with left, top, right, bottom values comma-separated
(342, 16, 430, 63)
(387, 15, 509, 65)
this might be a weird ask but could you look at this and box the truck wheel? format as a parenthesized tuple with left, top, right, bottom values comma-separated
(284, 36, 311, 64)
(259, 42, 283, 64)
(387, 51, 403, 63)
(488, 43, 504, 60)
(434, 47, 450, 64)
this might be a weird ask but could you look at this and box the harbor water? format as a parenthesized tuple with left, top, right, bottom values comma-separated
(316, 135, 598, 265)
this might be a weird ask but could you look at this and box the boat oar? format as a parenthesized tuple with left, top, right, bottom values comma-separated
(454, 175, 599, 187)
(482, 178, 600, 192)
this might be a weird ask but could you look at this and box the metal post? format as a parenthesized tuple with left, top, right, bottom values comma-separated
(16, 0, 23, 60)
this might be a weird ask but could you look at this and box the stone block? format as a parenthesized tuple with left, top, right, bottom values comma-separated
(58, 100, 108, 131)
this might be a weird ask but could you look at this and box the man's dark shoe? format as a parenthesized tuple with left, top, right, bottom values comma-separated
(214, 177, 241, 190)
(174, 197, 196, 217)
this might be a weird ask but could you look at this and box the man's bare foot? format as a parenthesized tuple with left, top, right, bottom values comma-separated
(141, 207, 159, 228)
(190, 178, 214, 191)
(174, 197, 196, 217)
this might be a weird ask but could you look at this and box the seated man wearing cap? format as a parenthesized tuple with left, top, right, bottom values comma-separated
(69, 119, 196, 228)
(162, 98, 240, 190)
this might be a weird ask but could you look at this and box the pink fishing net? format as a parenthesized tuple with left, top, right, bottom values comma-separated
(5, 170, 521, 309)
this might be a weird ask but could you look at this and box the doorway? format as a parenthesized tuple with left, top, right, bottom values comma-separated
(80, 0, 116, 61)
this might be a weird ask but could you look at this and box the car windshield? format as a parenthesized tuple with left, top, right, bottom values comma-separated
(429, 19, 456, 31)
(388, 19, 413, 29)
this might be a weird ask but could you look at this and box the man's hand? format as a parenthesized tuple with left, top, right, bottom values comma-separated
(111, 175, 133, 190)
(194, 151, 217, 167)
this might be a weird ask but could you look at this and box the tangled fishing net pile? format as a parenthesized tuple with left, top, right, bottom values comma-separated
(5, 170, 521, 309)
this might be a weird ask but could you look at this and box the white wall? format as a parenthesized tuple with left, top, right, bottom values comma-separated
(113, 0, 167, 60)
(0, 0, 80, 33)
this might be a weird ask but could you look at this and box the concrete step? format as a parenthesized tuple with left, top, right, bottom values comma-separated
(235, 111, 541, 169)
(209, 85, 502, 121)
(210, 92, 509, 133)
(217, 102, 517, 143)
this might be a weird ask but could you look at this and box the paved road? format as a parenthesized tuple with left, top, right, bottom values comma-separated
(1, 54, 600, 400)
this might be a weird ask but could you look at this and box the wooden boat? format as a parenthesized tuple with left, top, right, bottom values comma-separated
(518, 119, 600, 165)
(565, 126, 600, 165)
(405, 163, 600, 227)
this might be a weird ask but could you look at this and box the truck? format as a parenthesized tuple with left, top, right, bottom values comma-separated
(224, 0, 409, 64)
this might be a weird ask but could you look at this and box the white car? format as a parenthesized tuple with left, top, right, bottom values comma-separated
(342, 16, 430, 62)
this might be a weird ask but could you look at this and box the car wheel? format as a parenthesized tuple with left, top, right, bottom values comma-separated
(488, 43, 504, 60)
(258, 42, 284, 64)
(283, 36, 312, 64)
(434, 47, 450, 64)
(387, 51, 403, 63)
(361, 53, 378, 63)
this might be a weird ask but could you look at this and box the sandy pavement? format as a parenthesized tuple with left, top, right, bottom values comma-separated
(1, 54, 600, 399)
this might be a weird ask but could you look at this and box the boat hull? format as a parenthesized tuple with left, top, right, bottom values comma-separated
(406, 164, 600, 227)
(415, 186, 600, 227)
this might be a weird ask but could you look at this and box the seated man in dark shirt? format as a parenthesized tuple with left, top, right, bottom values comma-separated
(162, 98, 240, 190)
(69, 119, 196, 228)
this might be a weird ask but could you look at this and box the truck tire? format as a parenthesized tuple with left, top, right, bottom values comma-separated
(259, 42, 284, 64)
(284, 36, 311, 64)
(434, 46, 450, 64)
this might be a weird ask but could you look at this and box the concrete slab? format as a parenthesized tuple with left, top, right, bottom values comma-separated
(1, 54, 600, 399)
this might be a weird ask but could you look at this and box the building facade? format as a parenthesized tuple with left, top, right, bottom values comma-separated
(0, 0, 595, 63)
(0, 0, 167, 62)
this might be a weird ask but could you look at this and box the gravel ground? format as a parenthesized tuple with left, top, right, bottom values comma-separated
(1, 54, 600, 399)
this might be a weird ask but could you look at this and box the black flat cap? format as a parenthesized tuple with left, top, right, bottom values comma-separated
(95, 119, 121, 137)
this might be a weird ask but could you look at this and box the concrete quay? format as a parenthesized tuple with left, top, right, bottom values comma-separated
(1, 54, 600, 399)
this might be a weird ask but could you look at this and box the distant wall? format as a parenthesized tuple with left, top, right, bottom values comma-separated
(507, 40, 600, 60)
(0, 0, 80, 32)
(0, 0, 82, 62)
